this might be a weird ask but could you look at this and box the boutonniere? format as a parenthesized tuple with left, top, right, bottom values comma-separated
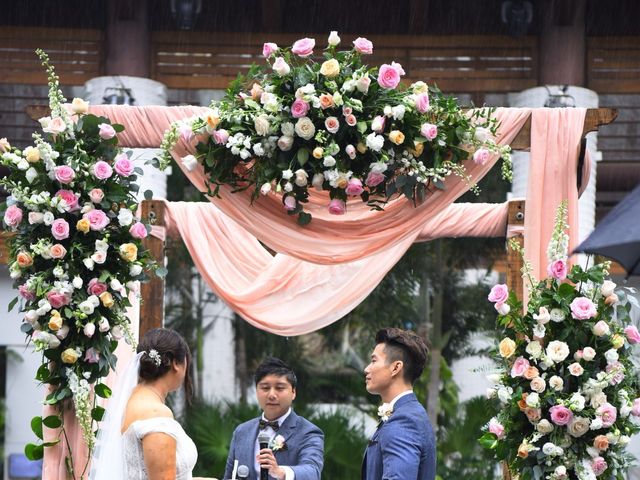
(269, 434, 287, 452)
(377, 403, 393, 422)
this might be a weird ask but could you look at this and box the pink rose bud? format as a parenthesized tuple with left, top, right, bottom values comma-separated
(353, 37, 373, 54)
(98, 123, 116, 140)
(420, 123, 438, 140)
(51, 218, 70, 240)
(547, 259, 568, 280)
(4, 205, 23, 228)
(83, 322, 96, 338)
(624, 325, 640, 344)
(510, 356, 530, 377)
(93, 160, 113, 180)
(549, 405, 573, 425)
(87, 278, 108, 296)
(377, 64, 401, 89)
(488, 284, 509, 304)
(328, 199, 346, 215)
(55, 189, 79, 211)
(84, 347, 100, 364)
(283, 196, 296, 211)
(473, 148, 490, 166)
(345, 144, 356, 159)
(414, 92, 430, 113)
(570, 297, 597, 320)
(129, 222, 148, 239)
(488, 419, 505, 439)
(263, 42, 278, 57)
(54, 165, 75, 184)
(345, 114, 357, 126)
(365, 171, 385, 187)
(114, 154, 134, 177)
(291, 37, 315, 57)
(89, 188, 105, 203)
(213, 129, 229, 145)
(345, 178, 364, 196)
(591, 457, 607, 476)
(179, 125, 194, 143)
(291, 99, 310, 118)
(631, 398, 640, 417)
(372, 115, 386, 133)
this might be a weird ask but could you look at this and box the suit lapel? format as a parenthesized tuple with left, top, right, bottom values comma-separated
(273, 410, 297, 465)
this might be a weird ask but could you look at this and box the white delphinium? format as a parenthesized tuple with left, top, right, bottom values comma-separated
(66, 368, 95, 451)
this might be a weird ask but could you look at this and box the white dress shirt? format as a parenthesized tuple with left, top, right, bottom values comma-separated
(254, 408, 295, 480)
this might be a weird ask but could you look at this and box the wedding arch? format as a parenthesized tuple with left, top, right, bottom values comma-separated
(0, 105, 616, 479)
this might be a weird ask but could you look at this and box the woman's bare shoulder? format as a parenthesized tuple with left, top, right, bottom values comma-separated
(122, 389, 173, 432)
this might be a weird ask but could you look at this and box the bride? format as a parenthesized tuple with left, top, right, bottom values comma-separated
(90, 328, 216, 480)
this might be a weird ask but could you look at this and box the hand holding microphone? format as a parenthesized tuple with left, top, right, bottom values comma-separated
(257, 431, 286, 480)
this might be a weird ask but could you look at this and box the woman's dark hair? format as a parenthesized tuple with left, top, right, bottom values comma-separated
(254, 356, 297, 389)
(375, 327, 428, 384)
(137, 328, 193, 401)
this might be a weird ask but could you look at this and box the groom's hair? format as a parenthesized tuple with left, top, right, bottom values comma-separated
(375, 328, 428, 384)
(254, 357, 297, 389)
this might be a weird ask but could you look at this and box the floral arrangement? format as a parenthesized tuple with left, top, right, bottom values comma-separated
(480, 202, 640, 480)
(0, 50, 159, 474)
(160, 32, 511, 224)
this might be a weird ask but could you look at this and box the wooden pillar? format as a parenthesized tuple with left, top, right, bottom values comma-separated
(105, 0, 150, 77)
(506, 200, 526, 302)
(538, 0, 586, 86)
(139, 200, 166, 337)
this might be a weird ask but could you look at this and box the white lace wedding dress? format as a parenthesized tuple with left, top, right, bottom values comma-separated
(122, 417, 198, 480)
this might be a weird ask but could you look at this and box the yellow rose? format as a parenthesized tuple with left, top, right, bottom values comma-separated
(611, 334, 625, 349)
(24, 146, 40, 163)
(412, 142, 424, 156)
(412, 81, 429, 94)
(206, 112, 220, 130)
(499, 337, 516, 358)
(119, 243, 138, 262)
(389, 130, 405, 145)
(517, 443, 529, 459)
(76, 219, 90, 234)
(336, 177, 348, 189)
(356, 142, 367, 154)
(99, 291, 115, 308)
(71, 97, 89, 114)
(320, 59, 340, 78)
(48, 313, 63, 331)
(312, 147, 324, 159)
(16, 251, 34, 268)
(61, 348, 80, 364)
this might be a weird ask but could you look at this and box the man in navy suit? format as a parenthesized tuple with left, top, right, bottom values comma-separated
(224, 357, 324, 480)
(362, 328, 436, 480)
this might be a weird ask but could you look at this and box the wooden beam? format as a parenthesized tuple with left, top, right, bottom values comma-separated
(0, 231, 11, 265)
(139, 200, 166, 337)
(505, 199, 526, 302)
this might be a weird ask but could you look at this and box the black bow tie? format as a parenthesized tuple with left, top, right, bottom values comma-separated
(259, 419, 280, 431)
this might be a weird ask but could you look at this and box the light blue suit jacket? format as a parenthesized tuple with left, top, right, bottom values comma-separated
(362, 393, 436, 480)
(224, 410, 324, 480)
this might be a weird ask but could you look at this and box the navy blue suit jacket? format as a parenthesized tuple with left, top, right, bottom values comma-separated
(224, 410, 324, 480)
(362, 393, 436, 480)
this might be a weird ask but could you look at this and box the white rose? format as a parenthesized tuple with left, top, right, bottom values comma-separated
(294, 169, 308, 187)
(91, 251, 107, 264)
(496, 303, 511, 315)
(98, 317, 110, 332)
(550, 308, 566, 322)
(606, 432, 619, 445)
(546, 340, 570, 363)
(281, 169, 293, 180)
(118, 208, 134, 227)
(601, 280, 616, 297)
(277, 135, 294, 151)
(526, 392, 540, 408)
(95, 239, 109, 252)
(72, 276, 83, 289)
(281, 122, 295, 136)
(621, 404, 632, 418)
(111, 325, 125, 340)
(526, 341, 542, 359)
(48, 336, 61, 349)
(294, 117, 315, 140)
(549, 375, 564, 391)
(79, 301, 95, 315)
(25, 167, 38, 184)
(43, 211, 54, 226)
(24, 310, 40, 324)
(28, 212, 44, 224)
(17, 158, 29, 170)
(272, 57, 290, 76)
(366, 132, 384, 152)
(533, 306, 551, 324)
(254, 114, 271, 136)
(604, 348, 619, 364)
(530, 377, 546, 393)
(356, 76, 371, 94)
(83, 258, 95, 270)
(590, 417, 603, 430)
(590, 392, 607, 409)
(568, 362, 584, 376)
(497, 386, 512, 403)
(283, 182, 293, 192)
(328, 30, 341, 46)
(593, 321, 610, 337)
(391, 105, 406, 120)
(486, 373, 502, 383)
(533, 323, 546, 338)
(323, 156, 336, 167)
(110, 278, 123, 291)
(582, 347, 596, 361)
(181, 154, 198, 171)
(537, 419, 554, 434)
(542, 442, 556, 455)
(312, 173, 324, 191)
(56, 324, 70, 340)
(554, 466, 567, 477)
(71, 97, 89, 114)
(126, 280, 140, 294)
(88, 295, 100, 307)
(619, 435, 631, 445)
(474, 127, 492, 143)
(260, 183, 272, 195)
(568, 417, 590, 437)
(130, 264, 143, 276)
(569, 393, 586, 411)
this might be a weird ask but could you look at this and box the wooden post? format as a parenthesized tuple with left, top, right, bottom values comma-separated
(139, 200, 166, 337)
(505, 199, 526, 302)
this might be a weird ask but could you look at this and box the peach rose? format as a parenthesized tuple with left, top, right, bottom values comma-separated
(593, 435, 609, 451)
(49, 244, 67, 259)
(498, 337, 516, 358)
(523, 366, 539, 380)
(99, 291, 115, 308)
(16, 251, 33, 268)
(319, 94, 334, 110)
(61, 348, 80, 364)
(389, 130, 405, 145)
(119, 243, 138, 262)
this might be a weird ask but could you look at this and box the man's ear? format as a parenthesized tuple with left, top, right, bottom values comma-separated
(391, 360, 404, 377)
(291, 388, 297, 401)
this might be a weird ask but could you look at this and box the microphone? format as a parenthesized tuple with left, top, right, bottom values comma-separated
(237, 465, 249, 479)
(257, 431, 271, 480)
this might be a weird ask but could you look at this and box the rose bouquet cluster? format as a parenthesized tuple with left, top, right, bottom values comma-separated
(0, 50, 159, 463)
(161, 32, 511, 224)
(480, 203, 640, 480)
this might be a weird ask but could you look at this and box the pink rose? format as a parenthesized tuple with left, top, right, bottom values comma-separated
(213, 129, 229, 145)
(114, 155, 134, 177)
(49, 244, 67, 259)
(84, 322, 95, 338)
(605, 362, 625, 385)
(591, 457, 607, 476)
(345, 178, 364, 196)
(93, 161, 113, 180)
(83, 209, 110, 231)
(391, 61, 405, 76)
(179, 124, 194, 143)
(291, 99, 310, 118)
(291, 37, 315, 57)
(51, 218, 70, 240)
(570, 297, 597, 320)
(84, 347, 100, 364)
(420, 123, 438, 140)
(353, 37, 373, 54)
(54, 166, 75, 184)
(325, 117, 340, 134)
(55, 189, 79, 211)
(87, 278, 108, 296)
(549, 405, 573, 426)
(283, 196, 296, 211)
(377, 64, 401, 89)
(365, 171, 385, 188)
(414, 92, 430, 113)
(98, 123, 116, 140)
(345, 114, 357, 126)
(473, 148, 490, 166)
(263, 42, 278, 57)
(43, 117, 66, 135)
(631, 398, 640, 417)
(510, 356, 530, 378)
(625, 325, 640, 344)
(4, 205, 23, 228)
(488, 284, 509, 304)
(371, 115, 386, 133)
(328, 199, 346, 215)
(18, 284, 35, 301)
(596, 403, 617, 427)
(47, 291, 71, 309)
(547, 259, 568, 280)
(488, 419, 505, 439)
(129, 222, 148, 239)
(342, 106, 353, 116)
(89, 188, 104, 203)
